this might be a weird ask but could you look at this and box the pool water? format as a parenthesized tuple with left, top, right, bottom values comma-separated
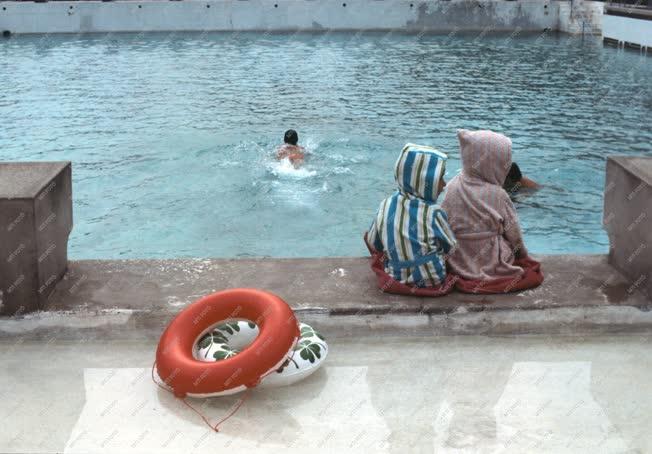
(1, 32, 651, 258)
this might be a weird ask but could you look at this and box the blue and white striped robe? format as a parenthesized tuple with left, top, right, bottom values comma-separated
(367, 144, 457, 287)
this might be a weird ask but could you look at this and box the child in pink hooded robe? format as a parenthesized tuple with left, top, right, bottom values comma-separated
(441, 129, 543, 293)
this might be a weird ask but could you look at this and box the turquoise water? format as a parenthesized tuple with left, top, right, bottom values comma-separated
(1, 32, 651, 258)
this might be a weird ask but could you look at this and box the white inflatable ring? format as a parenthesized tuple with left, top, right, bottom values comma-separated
(196, 321, 328, 389)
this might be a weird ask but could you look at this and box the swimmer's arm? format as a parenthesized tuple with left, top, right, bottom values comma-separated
(519, 176, 540, 189)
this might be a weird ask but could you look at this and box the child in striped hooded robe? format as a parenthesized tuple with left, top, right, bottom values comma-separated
(365, 144, 457, 288)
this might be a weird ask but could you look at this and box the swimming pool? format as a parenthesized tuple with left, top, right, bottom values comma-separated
(1, 32, 651, 258)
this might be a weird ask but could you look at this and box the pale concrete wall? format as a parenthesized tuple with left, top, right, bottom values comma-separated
(0, 162, 73, 315)
(603, 14, 652, 48)
(0, 0, 560, 34)
(558, 0, 603, 34)
(603, 157, 652, 301)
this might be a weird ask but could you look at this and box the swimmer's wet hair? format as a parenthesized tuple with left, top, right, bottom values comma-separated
(284, 129, 298, 145)
(503, 162, 522, 191)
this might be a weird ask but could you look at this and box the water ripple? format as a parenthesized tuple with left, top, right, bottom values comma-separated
(1, 32, 651, 258)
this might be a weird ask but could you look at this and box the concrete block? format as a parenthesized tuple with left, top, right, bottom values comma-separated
(603, 156, 652, 300)
(0, 162, 72, 315)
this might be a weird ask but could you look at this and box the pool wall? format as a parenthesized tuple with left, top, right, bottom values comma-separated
(0, 0, 602, 35)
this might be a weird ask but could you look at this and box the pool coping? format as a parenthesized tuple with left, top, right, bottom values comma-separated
(1, 254, 651, 340)
(44, 254, 651, 314)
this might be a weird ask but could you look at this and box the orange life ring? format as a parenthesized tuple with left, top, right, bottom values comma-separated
(156, 288, 299, 398)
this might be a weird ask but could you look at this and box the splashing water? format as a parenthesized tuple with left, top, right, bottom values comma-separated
(268, 157, 317, 179)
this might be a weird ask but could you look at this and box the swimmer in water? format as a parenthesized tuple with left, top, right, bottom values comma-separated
(503, 162, 539, 194)
(276, 129, 305, 167)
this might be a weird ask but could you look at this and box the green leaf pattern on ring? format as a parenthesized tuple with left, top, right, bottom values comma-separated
(277, 323, 327, 371)
(198, 321, 326, 364)
(212, 344, 239, 361)
(215, 322, 241, 336)
(291, 323, 328, 365)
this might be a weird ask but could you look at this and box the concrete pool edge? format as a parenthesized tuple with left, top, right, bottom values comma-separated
(1, 254, 650, 339)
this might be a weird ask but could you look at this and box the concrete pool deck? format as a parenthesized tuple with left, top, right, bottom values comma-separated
(2, 254, 651, 340)
(2, 334, 652, 453)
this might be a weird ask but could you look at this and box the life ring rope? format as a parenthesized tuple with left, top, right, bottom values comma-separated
(151, 359, 250, 433)
(151, 345, 300, 433)
(153, 289, 327, 431)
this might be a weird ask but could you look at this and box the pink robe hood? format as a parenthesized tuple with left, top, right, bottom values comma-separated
(441, 129, 528, 281)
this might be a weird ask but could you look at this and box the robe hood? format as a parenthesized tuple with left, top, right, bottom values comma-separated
(457, 129, 512, 186)
(394, 143, 448, 202)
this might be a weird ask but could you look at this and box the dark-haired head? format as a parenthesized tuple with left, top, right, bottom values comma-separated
(503, 162, 522, 192)
(284, 129, 298, 146)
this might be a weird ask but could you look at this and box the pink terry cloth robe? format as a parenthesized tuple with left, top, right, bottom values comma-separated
(441, 129, 529, 282)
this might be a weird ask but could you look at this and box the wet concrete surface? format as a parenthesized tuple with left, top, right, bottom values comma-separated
(2, 255, 651, 340)
(45, 255, 651, 315)
(1, 334, 652, 453)
(2, 255, 651, 452)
